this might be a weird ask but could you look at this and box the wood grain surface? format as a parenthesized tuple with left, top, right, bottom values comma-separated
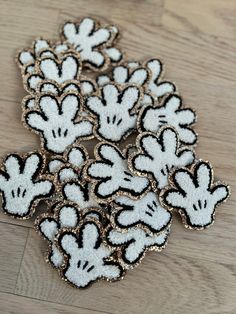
(0, 0, 235, 313)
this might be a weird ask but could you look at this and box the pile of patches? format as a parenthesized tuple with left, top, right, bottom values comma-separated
(0, 17, 230, 288)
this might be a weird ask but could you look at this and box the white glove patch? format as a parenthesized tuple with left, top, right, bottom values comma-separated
(113, 192, 172, 234)
(0, 152, 54, 218)
(138, 94, 197, 145)
(62, 181, 101, 210)
(24, 93, 94, 154)
(61, 17, 119, 71)
(161, 161, 230, 229)
(86, 83, 141, 143)
(86, 143, 150, 201)
(57, 220, 123, 288)
(17, 38, 69, 74)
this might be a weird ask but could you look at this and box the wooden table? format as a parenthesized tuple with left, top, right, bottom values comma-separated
(0, 0, 235, 313)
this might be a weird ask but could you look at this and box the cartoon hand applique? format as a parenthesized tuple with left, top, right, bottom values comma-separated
(161, 161, 230, 229)
(138, 95, 197, 145)
(86, 84, 141, 143)
(62, 17, 112, 70)
(39, 54, 80, 82)
(96, 63, 152, 108)
(106, 226, 169, 266)
(86, 143, 150, 201)
(24, 94, 93, 154)
(57, 221, 123, 288)
(113, 192, 172, 233)
(36, 203, 80, 267)
(0, 152, 54, 218)
(48, 144, 88, 183)
(129, 127, 195, 189)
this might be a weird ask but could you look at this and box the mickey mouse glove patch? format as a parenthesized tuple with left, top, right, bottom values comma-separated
(61, 17, 123, 71)
(0, 152, 54, 218)
(160, 161, 230, 229)
(57, 220, 124, 288)
(36, 203, 110, 271)
(112, 192, 172, 234)
(23, 93, 94, 154)
(86, 142, 150, 201)
(24, 53, 82, 94)
(17, 38, 70, 75)
(138, 94, 197, 145)
(85, 83, 141, 143)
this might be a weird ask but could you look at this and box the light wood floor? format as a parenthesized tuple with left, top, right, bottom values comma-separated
(0, 0, 236, 313)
